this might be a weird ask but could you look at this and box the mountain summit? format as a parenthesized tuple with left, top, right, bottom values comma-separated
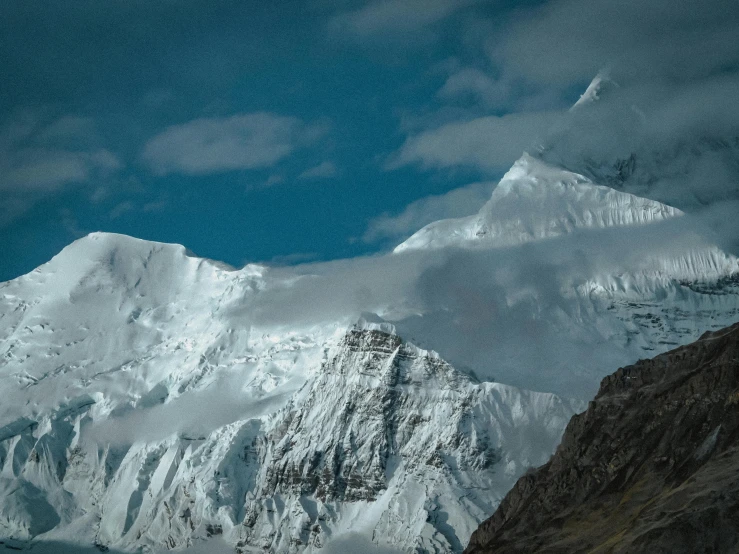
(395, 153, 682, 253)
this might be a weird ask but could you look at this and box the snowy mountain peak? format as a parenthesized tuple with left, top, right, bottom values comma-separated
(321, 328, 456, 387)
(571, 71, 618, 110)
(242, 328, 579, 552)
(48, 231, 248, 278)
(395, 153, 682, 253)
(353, 312, 398, 336)
(0, 321, 579, 553)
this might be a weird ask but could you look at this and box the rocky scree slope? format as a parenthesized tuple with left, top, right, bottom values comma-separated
(465, 321, 739, 554)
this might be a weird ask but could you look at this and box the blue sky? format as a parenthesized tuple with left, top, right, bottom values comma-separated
(2, 0, 737, 281)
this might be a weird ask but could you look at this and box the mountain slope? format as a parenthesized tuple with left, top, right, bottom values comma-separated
(2, 99, 739, 549)
(464, 321, 739, 554)
(390, 152, 739, 396)
(395, 153, 683, 253)
(0, 323, 579, 553)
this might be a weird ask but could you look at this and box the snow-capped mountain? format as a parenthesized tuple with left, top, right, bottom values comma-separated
(2, 75, 739, 552)
(536, 73, 739, 218)
(395, 153, 684, 253)
(390, 152, 739, 396)
(236, 327, 575, 553)
(0, 261, 578, 552)
(2, 177, 738, 552)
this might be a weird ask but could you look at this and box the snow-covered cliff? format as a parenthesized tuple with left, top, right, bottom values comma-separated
(2, 74, 739, 551)
(0, 315, 578, 552)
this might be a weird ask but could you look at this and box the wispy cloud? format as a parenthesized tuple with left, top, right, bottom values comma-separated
(298, 160, 339, 180)
(437, 68, 508, 108)
(494, 0, 739, 86)
(0, 112, 122, 227)
(331, 0, 483, 38)
(109, 201, 135, 220)
(0, 114, 121, 193)
(141, 112, 329, 176)
(86, 372, 296, 445)
(389, 111, 563, 172)
(233, 213, 718, 396)
(363, 181, 493, 244)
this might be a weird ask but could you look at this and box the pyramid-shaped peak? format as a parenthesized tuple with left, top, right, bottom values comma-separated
(475, 154, 683, 245)
(490, 152, 590, 196)
(396, 154, 683, 253)
(571, 71, 619, 110)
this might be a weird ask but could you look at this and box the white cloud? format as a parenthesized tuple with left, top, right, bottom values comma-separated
(0, 112, 122, 227)
(232, 212, 717, 396)
(109, 201, 135, 220)
(2, 149, 89, 191)
(494, 0, 739, 86)
(0, 112, 121, 193)
(141, 112, 328, 176)
(389, 111, 563, 172)
(437, 68, 508, 108)
(0, 148, 121, 193)
(363, 181, 493, 243)
(331, 0, 482, 38)
(86, 372, 294, 445)
(298, 160, 339, 179)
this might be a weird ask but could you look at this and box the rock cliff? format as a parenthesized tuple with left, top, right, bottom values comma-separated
(465, 321, 739, 553)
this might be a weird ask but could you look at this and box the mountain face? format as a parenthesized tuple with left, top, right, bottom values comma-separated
(535, 73, 739, 238)
(464, 321, 739, 554)
(2, 76, 739, 552)
(395, 153, 683, 253)
(391, 152, 739, 397)
(0, 315, 578, 552)
(240, 328, 577, 553)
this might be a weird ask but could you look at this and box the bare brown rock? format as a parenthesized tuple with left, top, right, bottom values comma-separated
(465, 321, 739, 554)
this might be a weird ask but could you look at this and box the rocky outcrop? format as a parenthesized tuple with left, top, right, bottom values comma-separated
(465, 321, 739, 554)
(0, 327, 579, 553)
(238, 328, 580, 553)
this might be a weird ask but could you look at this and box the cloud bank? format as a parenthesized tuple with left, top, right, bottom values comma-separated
(363, 180, 493, 244)
(389, 111, 563, 172)
(142, 112, 328, 176)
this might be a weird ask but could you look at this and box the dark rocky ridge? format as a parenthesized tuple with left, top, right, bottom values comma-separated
(465, 321, 739, 553)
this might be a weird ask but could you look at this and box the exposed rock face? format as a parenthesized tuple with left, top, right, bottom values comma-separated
(0, 325, 579, 553)
(465, 321, 739, 554)
(239, 328, 580, 553)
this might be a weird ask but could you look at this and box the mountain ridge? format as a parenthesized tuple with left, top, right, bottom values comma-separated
(0, 326, 579, 553)
(396, 153, 686, 253)
(464, 320, 739, 554)
(2, 74, 739, 550)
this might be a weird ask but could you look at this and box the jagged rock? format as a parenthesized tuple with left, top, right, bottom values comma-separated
(240, 328, 580, 552)
(0, 325, 578, 553)
(465, 321, 739, 554)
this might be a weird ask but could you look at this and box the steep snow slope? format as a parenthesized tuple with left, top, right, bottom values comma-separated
(391, 153, 739, 396)
(0, 305, 578, 552)
(0, 233, 332, 426)
(397, 153, 687, 258)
